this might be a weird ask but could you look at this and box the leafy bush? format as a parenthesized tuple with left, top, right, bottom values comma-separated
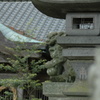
(0, 42, 46, 100)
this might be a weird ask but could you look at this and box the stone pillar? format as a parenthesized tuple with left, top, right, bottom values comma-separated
(43, 12, 100, 100)
(17, 87, 23, 100)
(43, 82, 89, 100)
(88, 48, 100, 100)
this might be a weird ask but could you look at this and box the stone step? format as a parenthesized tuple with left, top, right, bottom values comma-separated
(49, 97, 89, 100)
(62, 48, 95, 59)
(57, 36, 100, 47)
(43, 82, 72, 97)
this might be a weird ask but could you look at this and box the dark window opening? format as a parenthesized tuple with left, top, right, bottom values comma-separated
(73, 18, 94, 29)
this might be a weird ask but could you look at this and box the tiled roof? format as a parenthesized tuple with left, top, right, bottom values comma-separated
(0, 23, 43, 43)
(0, 2, 65, 41)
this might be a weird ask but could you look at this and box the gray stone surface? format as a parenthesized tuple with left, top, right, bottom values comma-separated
(63, 92, 89, 96)
(49, 97, 89, 100)
(43, 82, 90, 100)
(62, 48, 94, 60)
(43, 82, 72, 97)
(57, 36, 100, 47)
(44, 32, 67, 81)
(17, 87, 23, 100)
(32, 0, 100, 19)
(66, 13, 100, 35)
(88, 48, 100, 100)
(68, 60, 93, 80)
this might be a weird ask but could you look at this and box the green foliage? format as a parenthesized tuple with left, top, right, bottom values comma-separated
(0, 42, 46, 99)
(0, 91, 13, 100)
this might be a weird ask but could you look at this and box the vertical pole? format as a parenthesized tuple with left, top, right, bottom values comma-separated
(17, 87, 23, 100)
(89, 48, 100, 100)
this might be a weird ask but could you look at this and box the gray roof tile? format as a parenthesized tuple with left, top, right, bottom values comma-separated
(0, 2, 65, 41)
(0, 23, 43, 43)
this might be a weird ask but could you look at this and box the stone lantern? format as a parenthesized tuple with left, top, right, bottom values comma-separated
(32, 0, 100, 100)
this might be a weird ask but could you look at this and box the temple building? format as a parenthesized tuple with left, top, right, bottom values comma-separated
(0, 1, 65, 100)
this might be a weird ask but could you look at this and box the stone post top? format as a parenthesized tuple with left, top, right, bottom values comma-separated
(32, 0, 100, 19)
(36, 0, 100, 3)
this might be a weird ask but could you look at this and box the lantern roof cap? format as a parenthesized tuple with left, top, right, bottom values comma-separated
(32, 0, 100, 19)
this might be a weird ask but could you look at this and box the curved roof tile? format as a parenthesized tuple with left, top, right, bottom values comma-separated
(0, 23, 43, 43)
(0, 2, 65, 41)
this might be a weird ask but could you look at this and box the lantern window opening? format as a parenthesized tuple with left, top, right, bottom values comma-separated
(72, 18, 94, 30)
